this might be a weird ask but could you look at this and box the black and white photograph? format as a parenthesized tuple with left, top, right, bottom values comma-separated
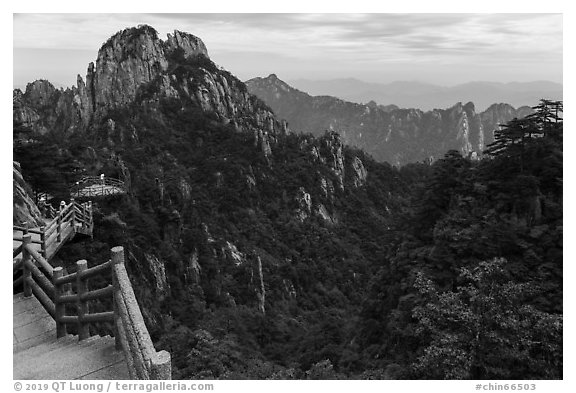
(9, 3, 568, 389)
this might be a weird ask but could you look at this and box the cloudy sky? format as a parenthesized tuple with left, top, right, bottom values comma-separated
(13, 13, 562, 89)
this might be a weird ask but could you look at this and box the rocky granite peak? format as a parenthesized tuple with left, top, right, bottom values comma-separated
(350, 156, 368, 188)
(247, 75, 535, 165)
(23, 80, 59, 108)
(89, 25, 210, 112)
(463, 101, 476, 113)
(165, 30, 209, 60)
(247, 74, 306, 97)
(93, 25, 169, 109)
(13, 25, 285, 139)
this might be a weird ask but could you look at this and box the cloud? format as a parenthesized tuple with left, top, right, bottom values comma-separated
(13, 13, 562, 86)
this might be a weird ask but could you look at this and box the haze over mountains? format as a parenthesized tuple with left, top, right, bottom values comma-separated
(12, 25, 406, 378)
(12, 23, 563, 380)
(289, 78, 562, 112)
(246, 74, 535, 166)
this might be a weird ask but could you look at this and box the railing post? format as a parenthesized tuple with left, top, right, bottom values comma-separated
(76, 260, 90, 341)
(111, 246, 124, 350)
(57, 214, 62, 242)
(70, 197, 76, 231)
(89, 201, 94, 235)
(151, 351, 172, 380)
(40, 226, 47, 259)
(22, 234, 32, 297)
(53, 267, 67, 338)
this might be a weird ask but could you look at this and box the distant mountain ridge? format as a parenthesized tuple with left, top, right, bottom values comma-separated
(288, 78, 562, 112)
(246, 74, 534, 166)
(12, 25, 414, 378)
(12, 25, 563, 379)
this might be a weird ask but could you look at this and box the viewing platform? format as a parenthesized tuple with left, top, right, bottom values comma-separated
(70, 176, 127, 200)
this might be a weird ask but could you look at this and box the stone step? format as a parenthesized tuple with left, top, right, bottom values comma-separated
(13, 328, 57, 353)
(13, 295, 43, 316)
(15, 335, 100, 366)
(77, 335, 104, 347)
(13, 294, 55, 352)
(14, 333, 74, 354)
(41, 336, 107, 360)
(78, 360, 129, 380)
(13, 314, 56, 344)
(13, 302, 56, 327)
(14, 336, 126, 380)
(15, 334, 102, 361)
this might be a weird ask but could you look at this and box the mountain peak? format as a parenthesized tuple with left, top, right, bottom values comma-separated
(86, 25, 216, 112)
(100, 24, 160, 53)
(166, 29, 209, 60)
(247, 76, 535, 165)
(263, 74, 292, 88)
(99, 25, 209, 63)
(463, 101, 476, 112)
(23, 79, 59, 108)
(15, 25, 288, 138)
(247, 73, 307, 97)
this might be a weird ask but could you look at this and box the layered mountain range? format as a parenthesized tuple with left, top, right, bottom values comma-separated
(289, 78, 562, 112)
(13, 26, 287, 139)
(246, 74, 534, 165)
(13, 25, 401, 378)
(13, 25, 562, 379)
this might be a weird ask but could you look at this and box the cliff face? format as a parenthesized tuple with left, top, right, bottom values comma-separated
(11, 26, 442, 381)
(13, 161, 44, 227)
(12, 24, 562, 379)
(91, 26, 169, 109)
(13, 89, 41, 132)
(15, 25, 284, 138)
(13, 45, 373, 329)
(14, 80, 60, 135)
(246, 74, 534, 165)
(480, 103, 534, 146)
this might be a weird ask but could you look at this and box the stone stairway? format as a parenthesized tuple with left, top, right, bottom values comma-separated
(13, 294, 129, 380)
(13, 200, 93, 263)
(12, 221, 76, 262)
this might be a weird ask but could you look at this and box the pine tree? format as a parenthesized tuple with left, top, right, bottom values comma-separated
(412, 258, 562, 379)
(484, 99, 562, 174)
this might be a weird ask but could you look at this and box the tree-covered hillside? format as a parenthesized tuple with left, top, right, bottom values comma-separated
(15, 96, 563, 380)
(357, 100, 563, 379)
(12, 26, 562, 380)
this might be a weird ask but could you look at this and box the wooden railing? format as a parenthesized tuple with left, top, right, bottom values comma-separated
(73, 201, 94, 235)
(52, 258, 114, 340)
(111, 247, 171, 379)
(40, 203, 59, 219)
(70, 176, 126, 199)
(13, 199, 93, 261)
(17, 235, 57, 320)
(13, 239, 171, 380)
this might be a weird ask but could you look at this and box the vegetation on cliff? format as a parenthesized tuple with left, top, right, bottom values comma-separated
(12, 26, 562, 379)
(357, 100, 563, 379)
